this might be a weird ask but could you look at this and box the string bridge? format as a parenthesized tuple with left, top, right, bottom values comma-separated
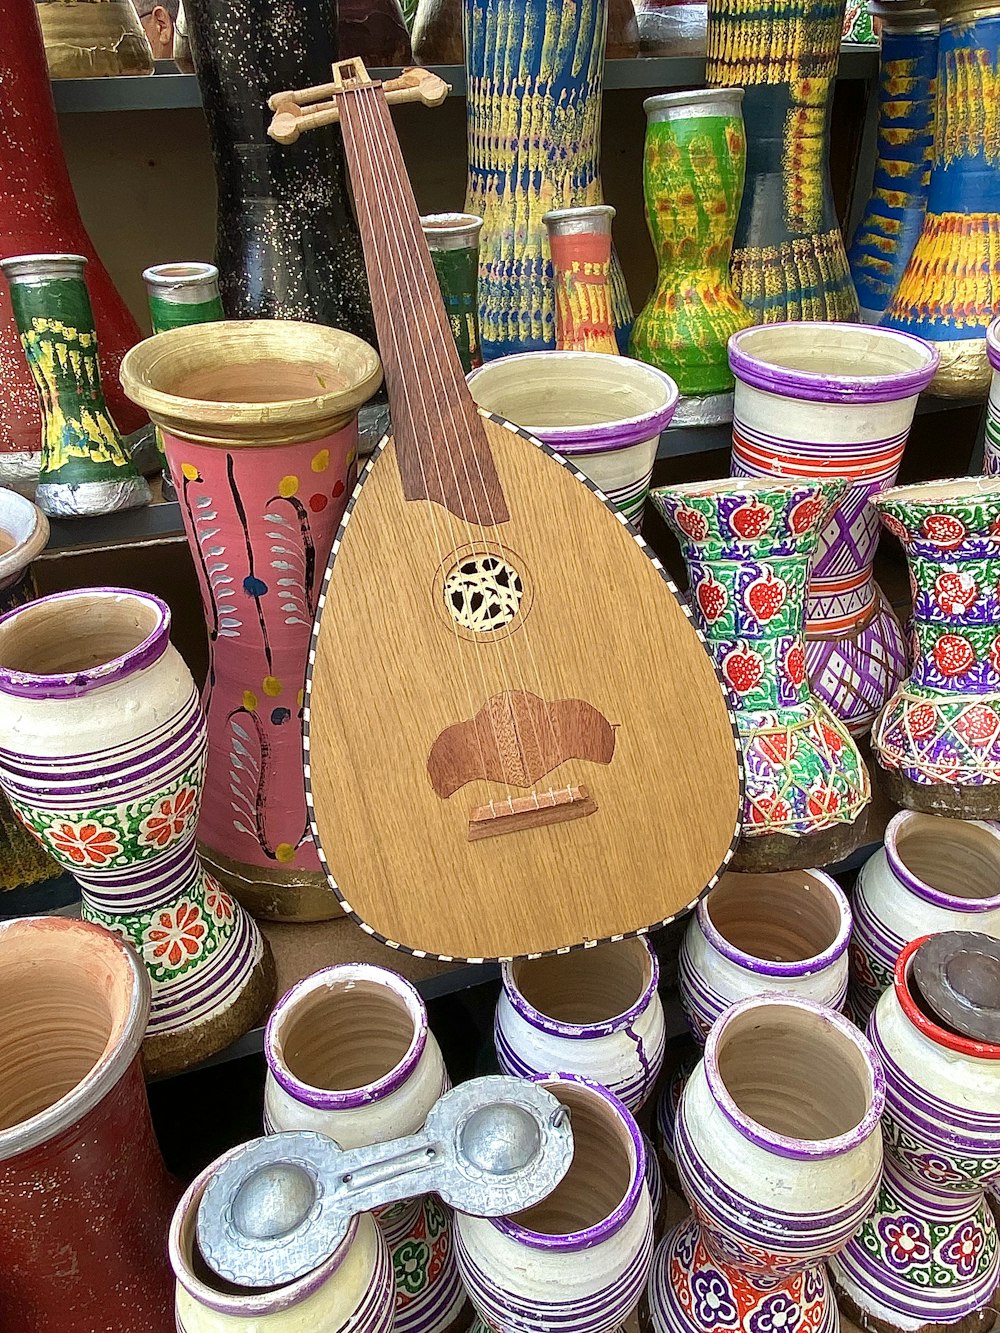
(468, 787, 597, 842)
(267, 61, 450, 144)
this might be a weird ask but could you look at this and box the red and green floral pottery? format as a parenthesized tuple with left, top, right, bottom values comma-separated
(0, 588, 274, 1077)
(829, 933, 1000, 1333)
(652, 476, 871, 871)
(871, 477, 1000, 817)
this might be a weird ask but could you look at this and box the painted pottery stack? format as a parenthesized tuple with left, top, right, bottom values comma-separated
(120, 320, 382, 921)
(36, 0, 153, 77)
(264, 965, 470, 1333)
(851, 811, 1000, 1024)
(830, 933, 1000, 1332)
(647, 994, 885, 1333)
(728, 322, 939, 736)
(420, 214, 484, 373)
(871, 477, 1000, 816)
(705, 0, 860, 323)
(0, 589, 274, 1075)
(0, 916, 176, 1332)
(630, 89, 752, 427)
(848, 2, 939, 324)
(544, 207, 620, 356)
(653, 476, 871, 870)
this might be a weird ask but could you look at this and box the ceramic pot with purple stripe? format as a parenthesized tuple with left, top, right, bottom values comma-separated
(729, 322, 940, 736)
(648, 994, 884, 1333)
(170, 1147, 396, 1332)
(263, 964, 470, 1333)
(850, 811, 1000, 1026)
(0, 587, 273, 1077)
(455, 1074, 654, 1333)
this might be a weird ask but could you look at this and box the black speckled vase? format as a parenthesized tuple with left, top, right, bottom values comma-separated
(185, 0, 377, 346)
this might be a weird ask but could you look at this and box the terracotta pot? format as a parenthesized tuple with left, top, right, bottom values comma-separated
(0, 915, 176, 1331)
(36, 0, 154, 76)
(120, 320, 382, 921)
(264, 965, 470, 1333)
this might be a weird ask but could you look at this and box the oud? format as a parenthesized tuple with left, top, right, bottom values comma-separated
(267, 63, 742, 960)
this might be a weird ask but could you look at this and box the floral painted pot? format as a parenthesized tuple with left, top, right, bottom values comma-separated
(0, 915, 177, 1331)
(652, 476, 871, 871)
(829, 934, 1000, 1333)
(263, 965, 469, 1333)
(0, 588, 273, 1076)
(648, 994, 885, 1333)
(851, 809, 1000, 1028)
(729, 321, 939, 736)
(495, 937, 666, 1112)
(467, 351, 678, 528)
(120, 319, 382, 920)
(871, 476, 1000, 816)
(543, 206, 620, 356)
(986, 317, 1000, 477)
(455, 1075, 655, 1333)
(171, 1151, 396, 1333)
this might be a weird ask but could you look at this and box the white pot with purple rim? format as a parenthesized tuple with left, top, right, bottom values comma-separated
(985, 317, 1000, 477)
(466, 351, 679, 529)
(850, 810, 1000, 1027)
(263, 963, 469, 1333)
(455, 1074, 654, 1333)
(728, 321, 939, 737)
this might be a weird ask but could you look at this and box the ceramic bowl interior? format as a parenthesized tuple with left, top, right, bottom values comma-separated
(279, 976, 416, 1092)
(880, 476, 1000, 506)
(0, 590, 161, 677)
(469, 354, 674, 431)
(509, 1082, 633, 1233)
(510, 938, 652, 1025)
(707, 871, 843, 962)
(716, 1002, 871, 1141)
(892, 815, 1000, 902)
(732, 323, 937, 380)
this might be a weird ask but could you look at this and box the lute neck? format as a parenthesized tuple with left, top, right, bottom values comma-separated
(336, 82, 508, 526)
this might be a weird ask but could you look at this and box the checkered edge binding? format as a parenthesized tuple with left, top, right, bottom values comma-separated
(300, 409, 746, 963)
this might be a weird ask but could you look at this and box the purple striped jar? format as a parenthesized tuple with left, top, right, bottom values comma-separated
(729, 322, 939, 737)
(850, 811, 1000, 1027)
(0, 587, 272, 1077)
(263, 964, 469, 1333)
(170, 1147, 396, 1332)
(455, 1075, 654, 1333)
(648, 994, 885, 1333)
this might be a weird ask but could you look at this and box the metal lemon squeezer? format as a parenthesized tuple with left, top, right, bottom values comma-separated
(196, 1076, 575, 1288)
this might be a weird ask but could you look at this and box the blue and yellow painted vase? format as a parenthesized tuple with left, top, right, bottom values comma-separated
(849, 2, 939, 323)
(465, 0, 633, 359)
(882, 0, 1000, 398)
(705, 0, 860, 324)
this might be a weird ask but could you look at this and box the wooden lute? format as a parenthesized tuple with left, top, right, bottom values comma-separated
(267, 61, 742, 961)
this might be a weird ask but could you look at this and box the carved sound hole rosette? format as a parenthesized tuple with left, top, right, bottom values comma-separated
(436, 543, 533, 642)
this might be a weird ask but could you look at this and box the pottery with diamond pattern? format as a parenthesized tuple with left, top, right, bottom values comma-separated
(870, 477, 1000, 816)
(652, 476, 870, 870)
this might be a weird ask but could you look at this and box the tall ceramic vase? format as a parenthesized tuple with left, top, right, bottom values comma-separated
(543, 206, 620, 355)
(648, 994, 885, 1333)
(455, 1075, 655, 1333)
(0, 0, 147, 488)
(728, 322, 940, 736)
(420, 213, 483, 373)
(629, 89, 752, 427)
(36, 0, 154, 77)
(705, 0, 861, 324)
(0, 916, 176, 1331)
(465, 0, 633, 359)
(848, 2, 939, 324)
(121, 320, 382, 920)
(882, 0, 1000, 398)
(871, 476, 1000, 816)
(183, 0, 376, 345)
(829, 933, 1000, 1332)
(0, 588, 274, 1076)
(263, 965, 470, 1333)
(1, 254, 151, 518)
(652, 476, 871, 871)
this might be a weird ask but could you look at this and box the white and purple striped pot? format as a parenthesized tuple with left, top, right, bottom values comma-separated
(455, 1075, 654, 1333)
(263, 964, 469, 1333)
(649, 994, 885, 1333)
(170, 1149, 396, 1332)
(830, 937, 1000, 1332)
(466, 351, 679, 529)
(850, 811, 1000, 1027)
(985, 318, 1000, 477)
(494, 937, 666, 1113)
(729, 322, 939, 737)
(0, 587, 271, 1078)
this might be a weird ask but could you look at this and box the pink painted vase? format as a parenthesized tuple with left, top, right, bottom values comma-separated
(120, 320, 382, 921)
